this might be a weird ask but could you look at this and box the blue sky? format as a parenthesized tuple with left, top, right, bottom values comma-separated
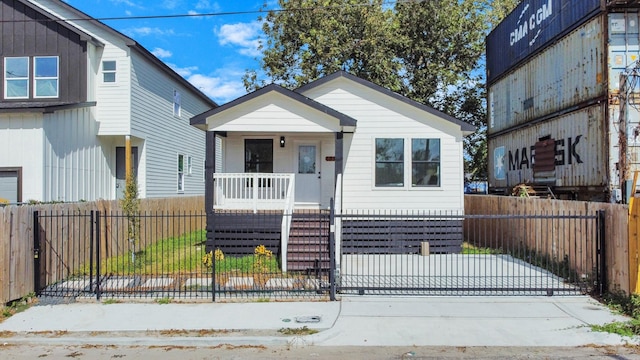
(63, 0, 271, 104)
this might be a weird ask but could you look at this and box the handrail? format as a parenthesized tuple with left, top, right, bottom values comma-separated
(280, 176, 295, 272)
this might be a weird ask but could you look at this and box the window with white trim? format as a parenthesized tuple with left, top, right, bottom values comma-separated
(177, 154, 185, 192)
(4, 56, 60, 99)
(4, 57, 29, 99)
(34, 56, 58, 98)
(374, 137, 441, 188)
(102, 61, 116, 83)
(187, 156, 192, 175)
(173, 90, 181, 117)
(375, 138, 404, 187)
(412, 139, 440, 187)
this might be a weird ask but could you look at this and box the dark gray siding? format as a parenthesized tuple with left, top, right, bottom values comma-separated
(0, 0, 87, 104)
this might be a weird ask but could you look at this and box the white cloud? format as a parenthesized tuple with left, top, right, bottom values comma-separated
(124, 27, 176, 37)
(152, 48, 173, 58)
(187, 73, 246, 104)
(167, 63, 199, 78)
(109, 0, 140, 7)
(195, 0, 220, 11)
(168, 64, 249, 104)
(162, 0, 180, 9)
(217, 21, 262, 57)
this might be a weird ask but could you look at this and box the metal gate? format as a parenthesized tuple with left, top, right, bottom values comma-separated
(333, 210, 605, 296)
(33, 210, 331, 301)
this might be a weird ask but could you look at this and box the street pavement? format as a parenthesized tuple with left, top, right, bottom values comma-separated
(0, 295, 637, 348)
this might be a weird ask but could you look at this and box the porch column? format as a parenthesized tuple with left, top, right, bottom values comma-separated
(334, 132, 343, 181)
(125, 135, 132, 179)
(205, 131, 216, 214)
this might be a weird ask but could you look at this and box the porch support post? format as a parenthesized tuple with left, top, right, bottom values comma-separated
(206, 131, 216, 214)
(206, 131, 216, 301)
(125, 135, 132, 179)
(334, 132, 343, 181)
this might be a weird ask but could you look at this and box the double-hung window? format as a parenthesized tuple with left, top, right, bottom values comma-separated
(375, 138, 404, 187)
(173, 90, 181, 117)
(412, 139, 440, 186)
(34, 56, 59, 98)
(4, 57, 29, 99)
(245, 139, 273, 187)
(4, 56, 59, 99)
(102, 61, 116, 83)
(375, 137, 441, 188)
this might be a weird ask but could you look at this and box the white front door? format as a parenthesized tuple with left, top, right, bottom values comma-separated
(295, 142, 321, 204)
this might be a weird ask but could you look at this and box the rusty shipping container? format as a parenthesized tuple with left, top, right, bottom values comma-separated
(487, 1, 640, 202)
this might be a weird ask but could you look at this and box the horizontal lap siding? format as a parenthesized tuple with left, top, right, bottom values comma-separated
(304, 82, 464, 212)
(130, 51, 210, 198)
(341, 219, 463, 254)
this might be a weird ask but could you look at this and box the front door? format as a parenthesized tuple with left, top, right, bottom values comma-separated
(295, 142, 321, 204)
(116, 146, 138, 199)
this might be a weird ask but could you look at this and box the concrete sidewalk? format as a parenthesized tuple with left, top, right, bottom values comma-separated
(0, 295, 636, 347)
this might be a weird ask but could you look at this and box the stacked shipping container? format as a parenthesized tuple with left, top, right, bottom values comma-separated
(487, 0, 640, 202)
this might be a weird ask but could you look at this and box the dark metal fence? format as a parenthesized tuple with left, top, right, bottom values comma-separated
(335, 210, 604, 296)
(34, 207, 604, 301)
(34, 210, 331, 301)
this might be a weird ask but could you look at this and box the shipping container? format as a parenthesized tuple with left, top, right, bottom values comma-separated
(486, 0, 601, 84)
(487, 3, 640, 202)
(488, 104, 608, 201)
(488, 15, 606, 135)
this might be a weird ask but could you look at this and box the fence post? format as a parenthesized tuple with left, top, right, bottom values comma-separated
(95, 211, 101, 300)
(329, 198, 336, 301)
(33, 210, 41, 296)
(597, 209, 607, 296)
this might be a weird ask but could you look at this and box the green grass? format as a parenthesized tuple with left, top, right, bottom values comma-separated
(592, 291, 640, 337)
(76, 229, 280, 276)
(461, 242, 502, 255)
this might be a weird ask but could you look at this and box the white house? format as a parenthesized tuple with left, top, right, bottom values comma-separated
(191, 72, 475, 270)
(192, 71, 474, 213)
(0, 0, 217, 203)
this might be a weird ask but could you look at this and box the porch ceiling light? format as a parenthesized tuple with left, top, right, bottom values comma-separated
(280, 136, 285, 148)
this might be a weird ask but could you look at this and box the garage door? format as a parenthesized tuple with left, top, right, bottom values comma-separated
(0, 170, 19, 203)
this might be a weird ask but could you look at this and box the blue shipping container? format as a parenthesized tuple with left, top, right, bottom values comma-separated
(486, 0, 601, 84)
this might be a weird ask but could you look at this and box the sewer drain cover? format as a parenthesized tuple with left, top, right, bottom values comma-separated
(282, 318, 291, 323)
(295, 316, 321, 323)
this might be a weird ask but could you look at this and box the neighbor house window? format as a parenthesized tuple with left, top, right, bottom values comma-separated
(177, 154, 184, 192)
(102, 61, 116, 83)
(412, 139, 440, 186)
(173, 90, 181, 117)
(4, 57, 29, 99)
(375, 138, 404, 187)
(244, 139, 273, 173)
(34, 56, 58, 98)
(187, 156, 192, 175)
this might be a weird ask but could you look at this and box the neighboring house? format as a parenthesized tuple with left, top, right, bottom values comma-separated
(0, 0, 216, 203)
(191, 71, 475, 270)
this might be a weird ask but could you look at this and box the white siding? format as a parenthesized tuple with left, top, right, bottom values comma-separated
(29, 0, 132, 135)
(209, 93, 342, 133)
(42, 108, 112, 202)
(0, 114, 44, 202)
(302, 79, 465, 212)
(129, 51, 210, 197)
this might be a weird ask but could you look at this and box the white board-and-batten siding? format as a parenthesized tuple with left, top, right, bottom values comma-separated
(0, 114, 44, 201)
(130, 51, 210, 197)
(42, 108, 111, 202)
(301, 80, 465, 213)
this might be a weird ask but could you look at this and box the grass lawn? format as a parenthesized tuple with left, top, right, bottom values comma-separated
(78, 230, 279, 276)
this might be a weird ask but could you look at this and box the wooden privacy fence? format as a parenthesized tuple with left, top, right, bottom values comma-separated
(465, 195, 630, 294)
(0, 196, 204, 304)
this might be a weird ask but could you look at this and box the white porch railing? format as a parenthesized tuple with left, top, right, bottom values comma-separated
(213, 173, 295, 212)
(213, 173, 295, 273)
